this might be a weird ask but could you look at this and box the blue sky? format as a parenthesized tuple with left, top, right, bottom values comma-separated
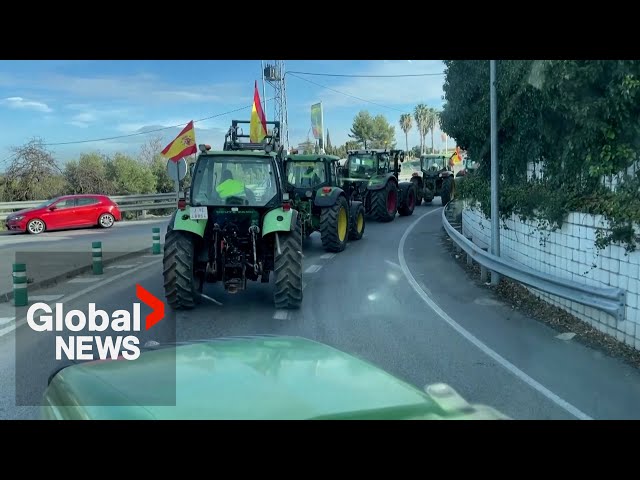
(0, 60, 450, 166)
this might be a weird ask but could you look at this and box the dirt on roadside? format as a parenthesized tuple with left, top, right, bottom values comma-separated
(441, 231, 640, 370)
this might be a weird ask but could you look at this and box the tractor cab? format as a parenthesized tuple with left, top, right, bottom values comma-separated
(284, 154, 342, 200)
(344, 149, 403, 180)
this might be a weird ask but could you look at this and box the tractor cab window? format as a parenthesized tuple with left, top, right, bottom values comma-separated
(286, 161, 326, 188)
(348, 154, 377, 176)
(191, 156, 278, 207)
(421, 155, 447, 172)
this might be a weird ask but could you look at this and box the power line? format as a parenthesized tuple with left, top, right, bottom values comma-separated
(40, 97, 275, 147)
(287, 70, 445, 78)
(287, 72, 406, 113)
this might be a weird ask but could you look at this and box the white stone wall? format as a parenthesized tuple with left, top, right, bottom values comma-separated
(462, 205, 640, 349)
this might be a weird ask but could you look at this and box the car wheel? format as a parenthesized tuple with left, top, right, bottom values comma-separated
(27, 219, 46, 235)
(98, 213, 115, 229)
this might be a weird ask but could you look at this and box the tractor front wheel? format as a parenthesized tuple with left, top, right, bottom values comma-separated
(320, 195, 349, 252)
(273, 218, 303, 310)
(441, 176, 454, 206)
(348, 202, 365, 241)
(163, 230, 203, 310)
(411, 178, 423, 205)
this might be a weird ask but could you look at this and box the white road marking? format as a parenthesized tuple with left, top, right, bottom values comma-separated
(320, 253, 336, 260)
(305, 265, 322, 274)
(30, 294, 64, 302)
(398, 208, 593, 421)
(385, 260, 402, 270)
(143, 255, 160, 258)
(273, 310, 289, 320)
(0, 258, 163, 339)
(68, 277, 102, 284)
(200, 293, 223, 306)
(106, 264, 137, 269)
(0, 317, 15, 325)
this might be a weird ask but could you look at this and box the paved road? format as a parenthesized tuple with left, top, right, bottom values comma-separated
(2, 203, 640, 419)
(0, 218, 170, 296)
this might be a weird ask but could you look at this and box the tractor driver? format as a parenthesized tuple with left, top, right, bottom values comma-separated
(216, 168, 256, 204)
(300, 165, 322, 187)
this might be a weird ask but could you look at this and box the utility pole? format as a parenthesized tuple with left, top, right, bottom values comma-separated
(490, 60, 501, 286)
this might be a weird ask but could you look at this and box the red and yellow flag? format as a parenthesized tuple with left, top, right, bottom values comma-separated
(161, 120, 197, 162)
(250, 81, 267, 143)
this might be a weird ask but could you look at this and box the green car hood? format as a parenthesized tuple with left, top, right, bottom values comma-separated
(41, 335, 509, 420)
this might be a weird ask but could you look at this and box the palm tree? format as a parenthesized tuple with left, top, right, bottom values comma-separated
(413, 104, 429, 154)
(427, 109, 440, 154)
(399, 114, 412, 154)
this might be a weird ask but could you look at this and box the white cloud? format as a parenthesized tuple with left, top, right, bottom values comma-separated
(64, 104, 130, 128)
(300, 60, 446, 110)
(0, 72, 246, 105)
(0, 96, 52, 113)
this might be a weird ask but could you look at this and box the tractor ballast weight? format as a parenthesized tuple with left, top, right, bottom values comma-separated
(410, 154, 455, 206)
(163, 119, 303, 311)
(340, 148, 416, 223)
(283, 153, 365, 252)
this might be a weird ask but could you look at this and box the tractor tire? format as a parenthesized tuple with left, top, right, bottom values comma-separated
(441, 177, 454, 206)
(398, 184, 416, 217)
(163, 230, 203, 310)
(273, 218, 303, 310)
(370, 181, 398, 222)
(411, 177, 423, 205)
(348, 202, 365, 241)
(320, 195, 349, 252)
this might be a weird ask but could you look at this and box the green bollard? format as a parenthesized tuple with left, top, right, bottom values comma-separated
(92, 241, 103, 275)
(13, 263, 28, 307)
(152, 227, 161, 255)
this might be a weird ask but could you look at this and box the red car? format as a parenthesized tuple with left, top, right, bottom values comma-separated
(5, 194, 122, 234)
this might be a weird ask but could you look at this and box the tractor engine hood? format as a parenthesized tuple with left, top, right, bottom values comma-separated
(41, 335, 510, 420)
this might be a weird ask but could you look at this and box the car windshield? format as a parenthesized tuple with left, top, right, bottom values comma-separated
(191, 155, 278, 207)
(286, 161, 326, 188)
(348, 154, 377, 175)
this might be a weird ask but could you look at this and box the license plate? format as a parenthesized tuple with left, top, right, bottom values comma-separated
(190, 206, 208, 220)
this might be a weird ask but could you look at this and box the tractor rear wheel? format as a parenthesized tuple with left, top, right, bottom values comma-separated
(320, 195, 349, 252)
(163, 230, 203, 310)
(411, 177, 423, 205)
(370, 181, 398, 222)
(398, 184, 416, 217)
(441, 177, 454, 206)
(348, 202, 365, 240)
(273, 218, 303, 309)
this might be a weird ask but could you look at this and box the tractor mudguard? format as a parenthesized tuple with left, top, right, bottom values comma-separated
(171, 206, 207, 238)
(366, 173, 395, 191)
(262, 207, 298, 237)
(313, 186, 345, 208)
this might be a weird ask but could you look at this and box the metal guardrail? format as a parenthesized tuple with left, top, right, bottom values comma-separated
(442, 202, 627, 322)
(0, 193, 178, 221)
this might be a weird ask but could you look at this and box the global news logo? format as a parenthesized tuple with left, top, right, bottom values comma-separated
(26, 284, 165, 361)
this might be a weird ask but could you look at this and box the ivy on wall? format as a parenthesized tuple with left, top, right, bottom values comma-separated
(441, 60, 640, 252)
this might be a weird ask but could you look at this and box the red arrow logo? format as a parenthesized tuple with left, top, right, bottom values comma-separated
(136, 284, 165, 330)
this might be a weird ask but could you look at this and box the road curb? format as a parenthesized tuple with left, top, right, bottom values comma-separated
(0, 247, 159, 303)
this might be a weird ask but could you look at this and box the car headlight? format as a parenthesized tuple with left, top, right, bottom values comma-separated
(9, 215, 24, 221)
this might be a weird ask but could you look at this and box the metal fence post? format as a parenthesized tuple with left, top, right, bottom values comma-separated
(152, 228, 161, 255)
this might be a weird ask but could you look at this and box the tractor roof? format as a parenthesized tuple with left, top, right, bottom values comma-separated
(197, 150, 278, 159)
(286, 154, 341, 162)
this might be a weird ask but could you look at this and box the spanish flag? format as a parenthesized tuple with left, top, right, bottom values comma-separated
(161, 120, 197, 162)
(250, 81, 267, 143)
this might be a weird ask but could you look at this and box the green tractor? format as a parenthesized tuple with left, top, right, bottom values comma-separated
(283, 153, 365, 253)
(340, 149, 417, 222)
(163, 120, 303, 310)
(409, 154, 456, 206)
